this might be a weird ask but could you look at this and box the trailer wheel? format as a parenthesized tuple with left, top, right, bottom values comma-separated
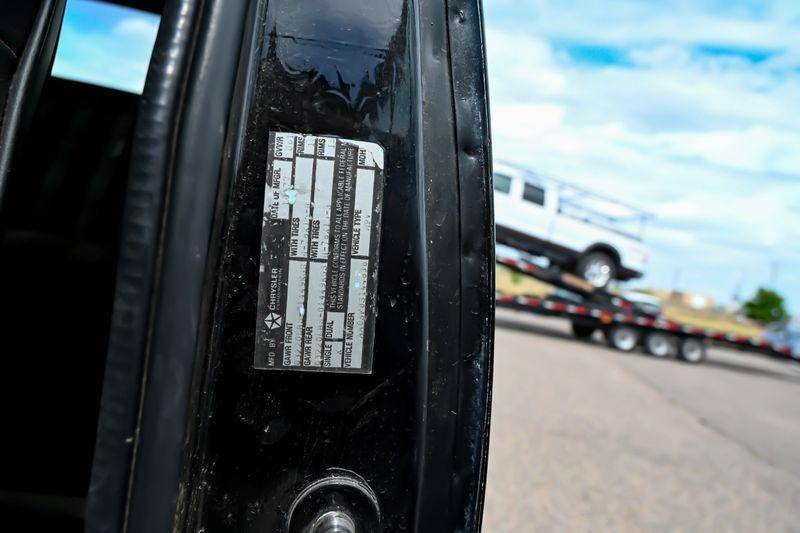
(571, 323, 596, 340)
(678, 337, 706, 363)
(643, 331, 672, 358)
(605, 325, 640, 352)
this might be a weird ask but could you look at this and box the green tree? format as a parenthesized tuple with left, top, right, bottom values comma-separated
(743, 287, 788, 324)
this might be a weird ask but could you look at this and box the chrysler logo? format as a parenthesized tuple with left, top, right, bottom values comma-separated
(264, 312, 282, 330)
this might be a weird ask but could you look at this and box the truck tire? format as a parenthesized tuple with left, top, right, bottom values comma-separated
(643, 331, 672, 357)
(604, 325, 640, 352)
(678, 337, 706, 363)
(571, 323, 596, 339)
(576, 251, 617, 289)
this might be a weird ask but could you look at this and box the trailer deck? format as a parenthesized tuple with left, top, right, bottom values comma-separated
(496, 252, 798, 363)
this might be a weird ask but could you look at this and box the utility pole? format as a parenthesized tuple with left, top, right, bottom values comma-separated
(769, 261, 779, 286)
(731, 271, 745, 304)
(671, 266, 681, 293)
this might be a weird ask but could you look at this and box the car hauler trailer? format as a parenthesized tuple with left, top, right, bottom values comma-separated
(495, 249, 799, 364)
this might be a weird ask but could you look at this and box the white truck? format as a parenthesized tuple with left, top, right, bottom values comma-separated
(493, 161, 651, 289)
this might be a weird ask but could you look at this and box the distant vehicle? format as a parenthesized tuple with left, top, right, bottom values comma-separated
(763, 319, 800, 357)
(621, 290, 663, 317)
(493, 161, 651, 289)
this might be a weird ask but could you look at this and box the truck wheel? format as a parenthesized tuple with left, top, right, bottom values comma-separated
(643, 331, 672, 357)
(678, 337, 706, 363)
(576, 251, 617, 289)
(605, 325, 640, 352)
(571, 323, 596, 340)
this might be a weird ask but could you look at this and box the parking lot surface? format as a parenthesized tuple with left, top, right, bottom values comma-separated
(483, 309, 800, 532)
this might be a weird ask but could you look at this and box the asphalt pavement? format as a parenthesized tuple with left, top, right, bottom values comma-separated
(483, 308, 800, 532)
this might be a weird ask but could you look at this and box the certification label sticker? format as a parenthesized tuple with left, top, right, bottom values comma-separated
(255, 132, 384, 373)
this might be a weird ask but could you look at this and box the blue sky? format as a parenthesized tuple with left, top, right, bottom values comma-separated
(484, 0, 800, 312)
(52, 0, 159, 93)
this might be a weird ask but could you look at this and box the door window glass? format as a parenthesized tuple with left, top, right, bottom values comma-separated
(51, 0, 160, 94)
(522, 183, 545, 206)
(494, 173, 512, 194)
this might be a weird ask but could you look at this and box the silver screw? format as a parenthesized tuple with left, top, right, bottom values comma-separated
(310, 510, 356, 533)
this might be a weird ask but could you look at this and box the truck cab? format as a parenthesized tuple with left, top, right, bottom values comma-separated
(493, 161, 650, 289)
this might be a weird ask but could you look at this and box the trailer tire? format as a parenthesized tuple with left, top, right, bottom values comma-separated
(678, 337, 706, 363)
(571, 323, 596, 340)
(605, 325, 640, 352)
(643, 331, 672, 358)
(576, 251, 617, 289)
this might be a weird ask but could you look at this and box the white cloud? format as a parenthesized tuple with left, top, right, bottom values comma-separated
(654, 127, 800, 176)
(486, 0, 800, 50)
(114, 17, 159, 40)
